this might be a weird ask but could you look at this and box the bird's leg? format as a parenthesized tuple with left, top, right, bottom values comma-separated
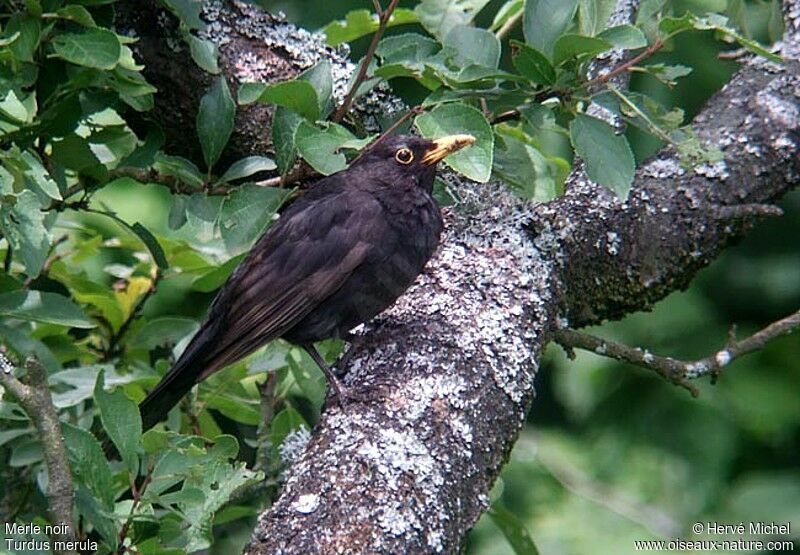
(333, 332, 365, 377)
(302, 343, 357, 405)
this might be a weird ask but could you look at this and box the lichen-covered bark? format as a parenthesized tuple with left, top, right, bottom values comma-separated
(115, 0, 402, 167)
(115, 0, 331, 163)
(114, 1, 800, 552)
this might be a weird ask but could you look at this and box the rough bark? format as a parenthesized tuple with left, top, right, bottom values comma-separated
(118, 1, 800, 553)
(114, 0, 401, 166)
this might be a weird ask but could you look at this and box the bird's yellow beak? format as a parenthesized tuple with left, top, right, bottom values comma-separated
(421, 134, 476, 166)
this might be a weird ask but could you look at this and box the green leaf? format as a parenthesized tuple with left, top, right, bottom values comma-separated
(377, 33, 441, 63)
(489, 0, 524, 32)
(598, 24, 648, 49)
(183, 460, 262, 551)
(553, 34, 612, 65)
(323, 8, 419, 46)
(50, 28, 121, 70)
(0, 90, 32, 124)
(185, 33, 220, 74)
(56, 5, 96, 27)
(270, 407, 308, 453)
(219, 185, 288, 255)
(523, 0, 579, 57)
(153, 152, 204, 188)
(488, 505, 541, 555)
(5, 14, 41, 62)
(658, 13, 781, 62)
(271, 107, 302, 176)
(510, 40, 556, 85)
(62, 422, 115, 509)
(49, 364, 152, 408)
(0, 290, 94, 328)
(298, 61, 334, 119)
(294, 121, 373, 175)
(94, 207, 170, 269)
(191, 254, 245, 292)
(0, 191, 49, 276)
(642, 63, 693, 86)
(493, 131, 565, 201)
(443, 25, 501, 69)
(50, 134, 105, 180)
(94, 369, 141, 475)
(131, 222, 169, 269)
(130, 317, 199, 350)
(218, 156, 276, 183)
(289, 352, 327, 411)
(197, 76, 236, 170)
(161, 0, 204, 29)
(415, 103, 494, 183)
(239, 80, 320, 121)
(415, 0, 492, 40)
(578, 0, 616, 36)
(570, 113, 635, 198)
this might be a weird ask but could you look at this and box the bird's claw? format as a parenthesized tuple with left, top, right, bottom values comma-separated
(326, 376, 380, 407)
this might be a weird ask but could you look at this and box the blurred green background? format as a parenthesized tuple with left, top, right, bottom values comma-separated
(101, 1, 799, 552)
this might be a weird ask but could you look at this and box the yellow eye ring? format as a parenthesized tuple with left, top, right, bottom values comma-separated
(395, 148, 414, 165)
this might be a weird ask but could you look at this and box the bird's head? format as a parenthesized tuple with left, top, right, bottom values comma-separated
(353, 134, 476, 191)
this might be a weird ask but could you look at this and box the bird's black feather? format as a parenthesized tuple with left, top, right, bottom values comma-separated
(137, 135, 453, 429)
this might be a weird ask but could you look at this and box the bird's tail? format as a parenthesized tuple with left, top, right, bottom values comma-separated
(138, 355, 200, 432)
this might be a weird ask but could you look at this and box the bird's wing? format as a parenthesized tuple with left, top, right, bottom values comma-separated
(192, 187, 387, 378)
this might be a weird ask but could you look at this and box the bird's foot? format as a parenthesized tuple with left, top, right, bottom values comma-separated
(326, 375, 374, 406)
(332, 334, 365, 377)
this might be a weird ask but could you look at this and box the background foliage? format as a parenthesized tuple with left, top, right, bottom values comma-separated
(0, 0, 797, 553)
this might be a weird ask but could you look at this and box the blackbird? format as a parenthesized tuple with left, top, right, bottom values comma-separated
(138, 134, 475, 431)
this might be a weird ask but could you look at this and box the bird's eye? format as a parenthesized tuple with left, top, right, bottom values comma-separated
(395, 147, 414, 165)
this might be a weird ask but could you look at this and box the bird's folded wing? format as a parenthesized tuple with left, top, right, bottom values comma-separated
(194, 192, 385, 377)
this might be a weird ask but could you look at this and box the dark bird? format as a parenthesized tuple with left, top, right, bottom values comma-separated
(138, 133, 476, 431)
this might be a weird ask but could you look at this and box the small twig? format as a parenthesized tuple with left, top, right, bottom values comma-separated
(491, 109, 521, 125)
(584, 39, 665, 88)
(117, 460, 155, 553)
(110, 166, 292, 197)
(255, 372, 279, 473)
(331, 0, 400, 123)
(553, 328, 700, 396)
(495, 8, 523, 40)
(110, 166, 193, 193)
(0, 352, 77, 551)
(255, 162, 317, 188)
(553, 308, 800, 396)
(718, 47, 749, 60)
(349, 105, 424, 166)
(23, 235, 69, 288)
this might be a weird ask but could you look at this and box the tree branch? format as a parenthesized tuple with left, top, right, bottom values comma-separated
(331, 0, 399, 123)
(553, 308, 800, 394)
(0, 352, 77, 552)
(553, 328, 700, 396)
